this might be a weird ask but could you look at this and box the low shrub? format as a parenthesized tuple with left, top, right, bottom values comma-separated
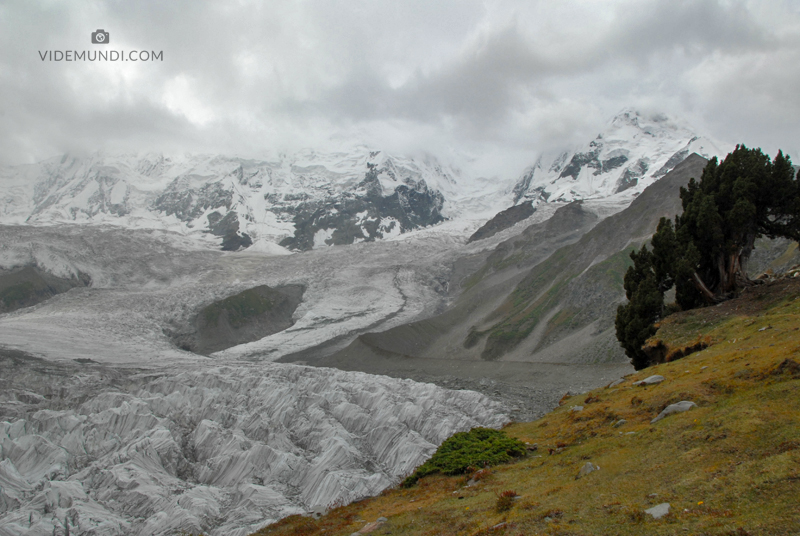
(495, 490, 517, 512)
(402, 428, 526, 487)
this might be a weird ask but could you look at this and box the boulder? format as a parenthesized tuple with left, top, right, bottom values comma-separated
(633, 375, 664, 386)
(651, 401, 697, 423)
(576, 462, 599, 479)
(645, 502, 670, 519)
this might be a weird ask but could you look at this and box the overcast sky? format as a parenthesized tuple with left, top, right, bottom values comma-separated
(1, 0, 799, 177)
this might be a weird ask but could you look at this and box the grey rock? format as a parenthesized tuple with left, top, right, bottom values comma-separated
(651, 401, 698, 423)
(571, 405, 584, 412)
(645, 502, 670, 519)
(608, 378, 625, 387)
(633, 374, 664, 386)
(377, 517, 388, 523)
(576, 462, 599, 478)
(309, 507, 327, 520)
(612, 419, 627, 428)
(467, 201, 535, 243)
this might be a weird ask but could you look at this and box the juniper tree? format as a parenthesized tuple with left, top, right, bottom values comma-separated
(615, 244, 664, 370)
(616, 145, 800, 369)
(672, 145, 800, 306)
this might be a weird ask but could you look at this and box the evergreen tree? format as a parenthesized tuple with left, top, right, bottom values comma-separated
(615, 245, 664, 370)
(616, 145, 800, 369)
(672, 146, 800, 305)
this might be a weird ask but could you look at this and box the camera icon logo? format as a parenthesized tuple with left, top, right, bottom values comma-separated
(91, 29, 109, 44)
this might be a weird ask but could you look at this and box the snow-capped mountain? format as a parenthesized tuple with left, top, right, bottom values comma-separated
(512, 109, 727, 206)
(0, 110, 730, 254)
(0, 148, 513, 253)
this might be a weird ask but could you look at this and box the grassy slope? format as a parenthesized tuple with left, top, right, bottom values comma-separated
(254, 278, 800, 536)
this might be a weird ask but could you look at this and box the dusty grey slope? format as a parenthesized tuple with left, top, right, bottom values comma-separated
(467, 201, 535, 243)
(470, 153, 708, 364)
(315, 154, 710, 399)
(324, 200, 600, 364)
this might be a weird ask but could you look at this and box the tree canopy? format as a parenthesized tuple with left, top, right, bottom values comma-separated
(616, 145, 800, 369)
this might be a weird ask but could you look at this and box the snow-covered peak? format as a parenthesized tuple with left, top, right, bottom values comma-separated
(513, 109, 729, 207)
(0, 147, 514, 252)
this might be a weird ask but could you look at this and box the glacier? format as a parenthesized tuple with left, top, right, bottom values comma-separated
(0, 357, 507, 535)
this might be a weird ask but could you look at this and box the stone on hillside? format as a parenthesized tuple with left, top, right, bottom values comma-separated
(612, 419, 627, 428)
(571, 406, 584, 412)
(576, 462, 599, 479)
(608, 378, 625, 387)
(651, 401, 697, 423)
(357, 518, 387, 534)
(633, 375, 664, 386)
(645, 502, 671, 519)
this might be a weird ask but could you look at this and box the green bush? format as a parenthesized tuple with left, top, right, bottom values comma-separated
(402, 428, 526, 487)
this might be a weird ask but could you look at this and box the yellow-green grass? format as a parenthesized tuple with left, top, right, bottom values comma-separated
(254, 279, 800, 536)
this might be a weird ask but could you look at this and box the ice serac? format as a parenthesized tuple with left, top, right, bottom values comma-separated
(0, 362, 507, 535)
(512, 109, 727, 206)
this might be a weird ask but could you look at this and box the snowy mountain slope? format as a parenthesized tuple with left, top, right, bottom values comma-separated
(0, 356, 507, 536)
(512, 109, 728, 208)
(0, 148, 516, 253)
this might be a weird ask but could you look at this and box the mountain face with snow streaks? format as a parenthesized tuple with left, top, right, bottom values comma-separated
(0, 149, 469, 253)
(512, 110, 726, 206)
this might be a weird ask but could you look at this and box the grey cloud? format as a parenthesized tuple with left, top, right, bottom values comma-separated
(0, 0, 798, 172)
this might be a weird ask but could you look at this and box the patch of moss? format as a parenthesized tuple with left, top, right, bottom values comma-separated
(402, 428, 526, 487)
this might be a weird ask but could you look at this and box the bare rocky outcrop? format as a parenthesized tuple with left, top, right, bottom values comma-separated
(0, 265, 90, 313)
(168, 284, 305, 355)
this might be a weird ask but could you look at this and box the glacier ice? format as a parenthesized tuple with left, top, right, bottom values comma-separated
(0, 362, 507, 535)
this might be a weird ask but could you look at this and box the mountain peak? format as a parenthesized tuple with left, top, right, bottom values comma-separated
(513, 109, 728, 205)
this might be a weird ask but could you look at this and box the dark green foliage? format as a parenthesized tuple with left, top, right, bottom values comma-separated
(615, 145, 800, 368)
(616, 245, 664, 369)
(401, 428, 526, 487)
(672, 146, 800, 305)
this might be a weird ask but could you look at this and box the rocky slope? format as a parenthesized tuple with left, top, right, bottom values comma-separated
(0, 266, 90, 313)
(315, 154, 710, 374)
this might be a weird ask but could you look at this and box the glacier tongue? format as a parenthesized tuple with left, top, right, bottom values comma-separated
(0, 360, 508, 536)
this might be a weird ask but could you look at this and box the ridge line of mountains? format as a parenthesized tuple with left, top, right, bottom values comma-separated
(0, 109, 724, 253)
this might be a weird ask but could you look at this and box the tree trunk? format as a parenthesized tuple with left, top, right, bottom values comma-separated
(692, 271, 718, 303)
(716, 253, 729, 294)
